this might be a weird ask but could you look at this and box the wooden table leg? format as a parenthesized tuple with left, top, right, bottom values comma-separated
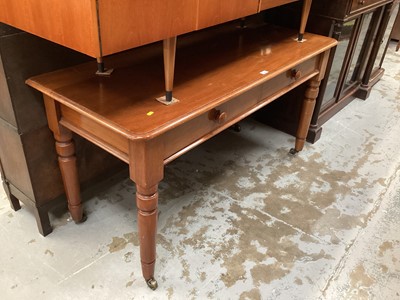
(129, 139, 164, 289)
(43, 95, 85, 223)
(290, 78, 320, 154)
(136, 184, 159, 290)
(163, 36, 177, 102)
(298, 0, 312, 41)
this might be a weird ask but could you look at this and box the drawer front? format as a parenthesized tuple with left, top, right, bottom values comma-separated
(259, 0, 298, 12)
(163, 56, 319, 161)
(351, 0, 387, 13)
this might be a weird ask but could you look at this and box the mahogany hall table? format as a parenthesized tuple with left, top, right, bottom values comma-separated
(27, 23, 336, 289)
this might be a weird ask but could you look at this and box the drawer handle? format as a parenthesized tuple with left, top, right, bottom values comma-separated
(291, 69, 302, 80)
(209, 109, 227, 124)
(358, 0, 365, 4)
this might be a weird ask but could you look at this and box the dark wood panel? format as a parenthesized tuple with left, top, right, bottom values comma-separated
(391, 6, 400, 40)
(0, 54, 16, 127)
(0, 123, 33, 200)
(0, 23, 90, 133)
(351, 0, 390, 14)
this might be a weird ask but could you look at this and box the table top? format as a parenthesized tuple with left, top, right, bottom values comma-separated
(27, 22, 337, 140)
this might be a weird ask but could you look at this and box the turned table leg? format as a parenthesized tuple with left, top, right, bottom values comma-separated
(290, 78, 320, 154)
(136, 185, 159, 290)
(55, 130, 85, 223)
(43, 95, 85, 223)
(129, 139, 164, 289)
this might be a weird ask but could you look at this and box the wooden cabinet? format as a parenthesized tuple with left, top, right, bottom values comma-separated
(0, 0, 199, 57)
(0, 0, 304, 58)
(259, 0, 398, 143)
(0, 24, 125, 235)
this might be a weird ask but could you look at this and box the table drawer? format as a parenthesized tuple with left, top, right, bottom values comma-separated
(350, 0, 387, 13)
(163, 56, 319, 161)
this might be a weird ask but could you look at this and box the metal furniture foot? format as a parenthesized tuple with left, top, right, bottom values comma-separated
(146, 277, 158, 290)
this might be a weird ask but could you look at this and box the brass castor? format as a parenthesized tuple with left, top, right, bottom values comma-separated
(289, 148, 299, 155)
(146, 277, 158, 290)
(74, 212, 88, 224)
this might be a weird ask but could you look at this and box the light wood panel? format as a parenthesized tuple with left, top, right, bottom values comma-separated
(197, 0, 260, 29)
(0, 0, 100, 57)
(98, 0, 198, 56)
(0, 0, 310, 57)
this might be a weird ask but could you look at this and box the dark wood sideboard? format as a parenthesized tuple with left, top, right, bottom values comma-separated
(0, 24, 125, 236)
(259, 0, 399, 143)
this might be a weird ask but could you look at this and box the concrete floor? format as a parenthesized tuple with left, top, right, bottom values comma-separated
(1, 42, 399, 300)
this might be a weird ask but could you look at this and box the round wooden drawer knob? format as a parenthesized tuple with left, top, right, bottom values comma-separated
(215, 111, 227, 124)
(209, 109, 227, 124)
(358, 0, 365, 4)
(291, 69, 302, 80)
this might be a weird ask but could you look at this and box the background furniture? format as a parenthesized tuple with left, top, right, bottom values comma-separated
(391, 5, 400, 40)
(259, 0, 399, 143)
(0, 23, 125, 236)
(391, 6, 400, 50)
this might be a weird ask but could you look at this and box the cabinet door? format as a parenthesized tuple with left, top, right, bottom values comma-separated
(320, 19, 358, 111)
(99, 0, 198, 56)
(342, 10, 381, 94)
(197, 0, 259, 30)
(373, 4, 399, 72)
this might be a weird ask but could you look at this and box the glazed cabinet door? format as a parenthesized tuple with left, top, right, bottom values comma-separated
(197, 0, 259, 29)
